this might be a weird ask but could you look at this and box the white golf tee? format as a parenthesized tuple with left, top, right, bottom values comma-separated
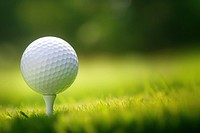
(43, 94, 56, 116)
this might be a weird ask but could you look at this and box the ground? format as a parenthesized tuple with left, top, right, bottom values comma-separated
(0, 51, 200, 133)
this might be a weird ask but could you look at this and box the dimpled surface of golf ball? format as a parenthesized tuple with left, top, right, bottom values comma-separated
(20, 36, 78, 95)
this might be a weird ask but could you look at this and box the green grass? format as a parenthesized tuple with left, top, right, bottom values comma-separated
(0, 52, 200, 133)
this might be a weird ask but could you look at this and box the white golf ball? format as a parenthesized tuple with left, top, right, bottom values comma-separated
(20, 36, 78, 95)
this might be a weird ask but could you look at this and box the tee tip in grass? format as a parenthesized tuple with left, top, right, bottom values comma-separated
(43, 94, 56, 116)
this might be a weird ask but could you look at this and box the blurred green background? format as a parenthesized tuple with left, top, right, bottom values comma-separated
(0, 0, 200, 56)
(0, 0, 200, 107)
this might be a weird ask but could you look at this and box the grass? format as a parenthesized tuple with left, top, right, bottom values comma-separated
(0, 51, 200, 133)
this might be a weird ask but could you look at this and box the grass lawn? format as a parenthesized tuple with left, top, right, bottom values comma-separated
(0, 51, 200, 133)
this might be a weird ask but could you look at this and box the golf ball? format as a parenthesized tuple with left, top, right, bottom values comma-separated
(20, 36, 78, 95)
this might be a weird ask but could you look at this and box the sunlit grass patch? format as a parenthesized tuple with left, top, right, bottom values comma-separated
(0, 53, 200, 132)
(0, 87, 199, 133)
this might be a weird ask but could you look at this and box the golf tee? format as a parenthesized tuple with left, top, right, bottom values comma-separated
(43, 94, 56, 116)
